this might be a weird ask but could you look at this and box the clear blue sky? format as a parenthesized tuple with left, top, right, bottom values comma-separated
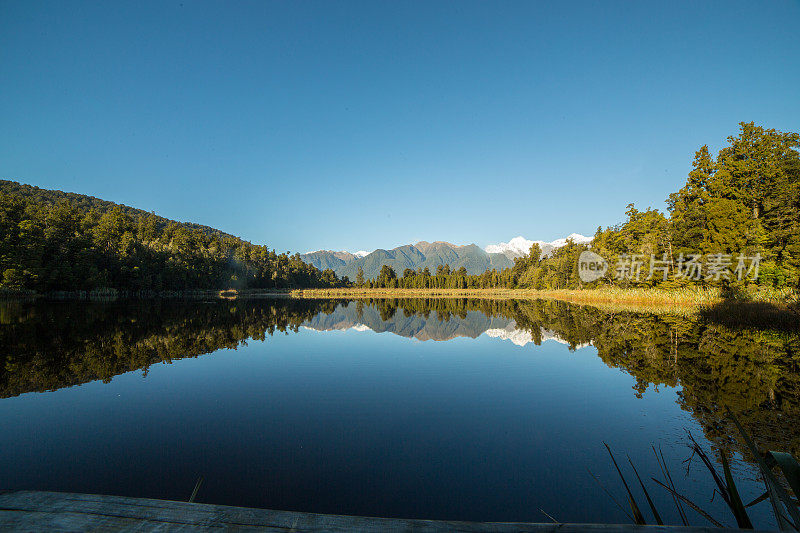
(2, 1, 799, 254)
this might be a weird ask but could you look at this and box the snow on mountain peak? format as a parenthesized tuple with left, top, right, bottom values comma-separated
(485, 236, 541, 257)
(548, 233, 592, 248)
(353, 250, 369, 258)
(485, 233, 592, 258)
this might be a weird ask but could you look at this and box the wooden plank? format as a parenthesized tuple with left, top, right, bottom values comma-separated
(0, 491, 764, 532)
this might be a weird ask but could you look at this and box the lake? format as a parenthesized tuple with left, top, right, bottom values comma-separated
(1, 297, 797, 528)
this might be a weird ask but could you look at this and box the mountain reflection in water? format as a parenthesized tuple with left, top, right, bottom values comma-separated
(301, 303, 589, 348)
(1, 296, 798, 522)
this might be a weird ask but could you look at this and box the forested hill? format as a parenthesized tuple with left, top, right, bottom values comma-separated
(0, 180, 232, 240)
(0, 180, 346, 293)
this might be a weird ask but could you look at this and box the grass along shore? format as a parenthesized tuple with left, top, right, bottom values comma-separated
(291, 286, 723, 306)
(291, 285, 798, 307)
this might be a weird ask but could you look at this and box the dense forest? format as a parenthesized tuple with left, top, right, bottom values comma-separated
(363, 123, 800, 292)
(0, 180, 347, 293)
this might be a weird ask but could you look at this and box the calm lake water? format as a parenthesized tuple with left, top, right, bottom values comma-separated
(1, 297, 798, 527)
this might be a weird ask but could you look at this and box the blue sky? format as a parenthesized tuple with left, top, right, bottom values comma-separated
(2, 1, 799, 254)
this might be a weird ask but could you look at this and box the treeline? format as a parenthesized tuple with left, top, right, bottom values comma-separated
(362, 122, 800, 292)
(4, 122, 795, 294)
(518, 122, 800, 290)
(359, 263, 517, 289)
(360, 247, 585, 291)
(0, 180, 347, 293)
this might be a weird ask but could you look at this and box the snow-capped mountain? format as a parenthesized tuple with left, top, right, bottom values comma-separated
(485, 233, 592, 259)
(302, 233, 592, 278)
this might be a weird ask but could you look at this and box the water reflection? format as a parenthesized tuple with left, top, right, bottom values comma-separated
(302, 301, 591, 348)
(1, 296, 799, 512)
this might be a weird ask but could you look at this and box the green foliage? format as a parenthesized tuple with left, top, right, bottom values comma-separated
(503, 121, 800, 291)
(366, 262, 517, 289)
(667, 123, 798, 289)
(0, 180, 346, 292)
(376, 264, 398, 288)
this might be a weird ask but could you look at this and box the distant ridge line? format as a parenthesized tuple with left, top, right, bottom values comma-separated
(301, 233, 591, 279)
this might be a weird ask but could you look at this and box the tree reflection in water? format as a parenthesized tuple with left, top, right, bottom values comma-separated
(2, 296, 799, 470)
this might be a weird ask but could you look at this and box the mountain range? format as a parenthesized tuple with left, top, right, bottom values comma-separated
(301, 233, 592, 280)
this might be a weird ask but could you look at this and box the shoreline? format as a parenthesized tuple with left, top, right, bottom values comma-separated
(289, 287, 722, 306)
(291, 287, 800, 324)
(0, 288, 294, 301)
(5, 286, 796, 318)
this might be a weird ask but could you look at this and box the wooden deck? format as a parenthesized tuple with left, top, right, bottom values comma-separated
(0, 490, 763, 532)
